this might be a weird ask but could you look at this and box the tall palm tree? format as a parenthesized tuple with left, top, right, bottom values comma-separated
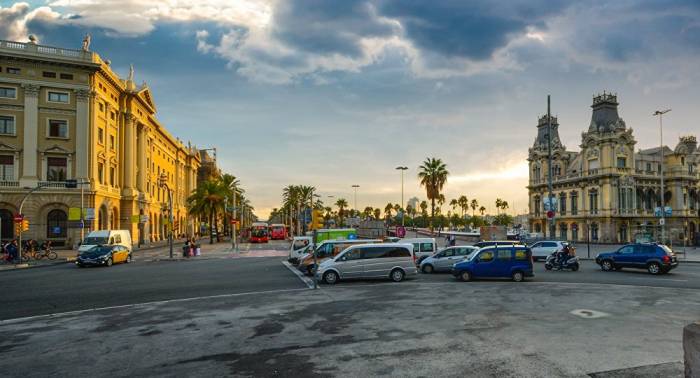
(335, 198, 348, 226)
(470, 199, 479, 217)
(458, 195, 469, 218)
(282, 185, 300, 236)
(449, 198, 458, 214)
(479, 206, 486, 216)
(298, 185, 315, 233)
(495, 198, 503, 215)
(187, 179, 225, 244)
(500, 200, 509, 214)
(419, 200, 428, 225)
(373, 208, 381, 220)
(363, 206, 374, 219)
(384, 203, 394, 221)
(418, 157, 449, 231)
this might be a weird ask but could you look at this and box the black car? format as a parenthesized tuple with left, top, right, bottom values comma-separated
(76, 245, 131, 267)
(595, 243, 678, 274)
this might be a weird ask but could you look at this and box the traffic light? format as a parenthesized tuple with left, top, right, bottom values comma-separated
(14, 223, 21, 235)
(311, 209, 324, 230)
(21, 219, 29, 232)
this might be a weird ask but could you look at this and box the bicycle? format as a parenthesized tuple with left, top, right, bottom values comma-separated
(33, 248, 58, 260)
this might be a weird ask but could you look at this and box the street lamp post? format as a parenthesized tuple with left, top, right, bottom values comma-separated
(396, 166, 408, 226)
(653, 109, 671, 244)
(351, 185, 360, 214)
(159, 173, 173, 259)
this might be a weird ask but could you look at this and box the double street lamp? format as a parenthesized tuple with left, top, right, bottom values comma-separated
(158, 172, 174, 259)
(351, 185, 360, 215)
(653, 108, 671, 244)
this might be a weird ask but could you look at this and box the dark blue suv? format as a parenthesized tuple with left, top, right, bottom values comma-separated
(452, 245, 534, 282)
(595, 243, 678, 275)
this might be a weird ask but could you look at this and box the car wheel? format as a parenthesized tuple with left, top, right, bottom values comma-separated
(460, 271, 471, 282)
(323, 271, 338, 285)
(601, 260, 613, 272)
(77, 263, 85, 268)
(571, 263, 579, 272)
(126, 254, 132, 263)
(512, 271, 525, 282)
(544, 263, 552, 270)
(422, 264, 434, 274)
(106, 257, 113, 267)
(390, 269, 405, 282)
(647, 262, 661, 275)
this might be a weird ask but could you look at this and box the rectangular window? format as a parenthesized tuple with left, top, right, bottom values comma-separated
(59, 73, 74, 80)
(514, 249, 528, 260)
(571, 193, 578, 215)
(110, 111, 115, 121)
(98, 128, 104, 144)
(98, 162, 104, 184)
(0, 155, 14, 181)
(496, 249, 512, 261)
(7, 67, 20, 74)
(617, 157, 626, 168)
(43, 71, 57, 78)
(48, 91, 69, 103)
(0, 115, 15, 135)
(99, 103, 104, 112)
(48, 119, 68, 138)
(109, 135, 115, 150)
(0, 87, 17, 99)
(646, 163, 651, 172)
(47, 157, 67, 181)
(110, 167, 115, 185)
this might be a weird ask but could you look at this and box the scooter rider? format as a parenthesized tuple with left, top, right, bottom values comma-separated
(557, 244, 571, 269)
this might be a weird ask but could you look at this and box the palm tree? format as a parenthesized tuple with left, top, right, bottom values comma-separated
(187, 179, 225, 244)
(384, 203, 394, 221)
(363, 206, 374, 219)
(373, 208, 381, 220)
(458, 195, 469, 218)
(419, 200, 428, 225)
(449, 198, 458, 214)
(479, 206, 486, 216)
(495, 198, 503, 215)
(499, 200, 509, 214)
(335, 198, 348, 226)
(282, 185, 300, 236)
(418, 157, 449, 231)
(470, 199, 479, 217)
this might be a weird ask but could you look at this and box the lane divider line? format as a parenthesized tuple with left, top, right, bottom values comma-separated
(0, 287, 309, 324)
(282, 261, 316, 289)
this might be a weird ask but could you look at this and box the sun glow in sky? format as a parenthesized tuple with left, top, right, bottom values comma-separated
(2, 0, 699, 218)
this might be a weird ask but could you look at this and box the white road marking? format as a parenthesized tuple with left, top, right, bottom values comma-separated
(570, 309, 609, 319)
(282, 261, 316, 289)
(0, 287, 309, 324)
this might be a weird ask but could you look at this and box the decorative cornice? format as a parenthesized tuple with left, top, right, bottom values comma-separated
(0, 104, 23, 111)
(22, 84, 40, 98)
(74, 89, 93, 102)
(0, 142, 20, 152)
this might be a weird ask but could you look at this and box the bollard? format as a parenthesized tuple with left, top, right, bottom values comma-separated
(685, 321, 700, 378)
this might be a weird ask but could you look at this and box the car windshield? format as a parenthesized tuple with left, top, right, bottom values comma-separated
(252, 230, 268, 237)
(85, 246, 112, 254)
(83, 237, 108, 245)
(293, 240, 308, 250)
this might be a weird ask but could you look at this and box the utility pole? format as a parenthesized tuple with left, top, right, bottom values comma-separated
(546, 95, 555, 238)
(159, 173, 173, 259)
(654, 109, 671, 244)
(396, 167, 408, 226)
(232, 189, 238, 252)
(352, 185, 360, 215)
(311, 187, 318, 290)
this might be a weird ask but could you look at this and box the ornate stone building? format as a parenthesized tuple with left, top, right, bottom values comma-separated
(528, 92, 699, 244)
(0, 38, 200, 247)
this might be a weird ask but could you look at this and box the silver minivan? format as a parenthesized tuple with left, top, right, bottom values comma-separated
(420, 246, 478, 273)
(316, 243, 417, 284)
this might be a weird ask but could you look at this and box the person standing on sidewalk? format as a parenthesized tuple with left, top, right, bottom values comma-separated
(6, 239, 18, 263)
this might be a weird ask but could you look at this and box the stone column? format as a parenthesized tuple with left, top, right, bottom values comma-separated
(123, 113, 135, 192)
(75, 89, 91, 180)
(20, 84, 40, 187)
(136, 125, 146, 192)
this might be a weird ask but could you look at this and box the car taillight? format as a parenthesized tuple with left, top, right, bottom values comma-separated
(662, 255, 670, 263)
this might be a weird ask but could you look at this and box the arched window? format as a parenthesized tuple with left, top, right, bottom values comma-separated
(559, 223, 568, 240)
(590, 223, 599, 241)
(47, 209, 67, 238)
(0, 209, 13, 241)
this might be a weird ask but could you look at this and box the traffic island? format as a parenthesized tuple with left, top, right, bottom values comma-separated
(686, 321, 700, 377)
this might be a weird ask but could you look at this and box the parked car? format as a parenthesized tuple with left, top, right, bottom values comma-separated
(595, 243, 678, 274)
(298, 239, 381, 275)
(400, 237, 437, 265)
(316, 243, 417, 284)
(78, 230, 132, 254)
(420, 246, 478, 273)
(529, 241, 570, 261)
(76, 245, 131, 267)
(452, 245, 534, 282)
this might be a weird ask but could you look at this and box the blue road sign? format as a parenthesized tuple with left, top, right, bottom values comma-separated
(664, 206, 672, 216)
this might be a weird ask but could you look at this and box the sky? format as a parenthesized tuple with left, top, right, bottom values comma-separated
(2, 0, 699, 219)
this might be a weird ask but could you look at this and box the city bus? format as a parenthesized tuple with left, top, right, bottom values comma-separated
(250, 222, 269, 243)
(269, 224, 287, 240)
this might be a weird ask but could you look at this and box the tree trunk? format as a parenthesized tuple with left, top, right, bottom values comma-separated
(430, 198, 435, 232)
(209, 208, 214, 244)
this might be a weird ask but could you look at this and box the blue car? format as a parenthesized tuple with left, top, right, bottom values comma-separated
(595, 243, 678, 275)
(452, 245, 534, 282)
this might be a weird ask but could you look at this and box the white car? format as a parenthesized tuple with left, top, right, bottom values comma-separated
(529, 241, 569, 261)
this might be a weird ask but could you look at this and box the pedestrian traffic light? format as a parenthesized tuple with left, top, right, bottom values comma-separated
(311, 209, 324, 230)
(21, 219, 29, 232)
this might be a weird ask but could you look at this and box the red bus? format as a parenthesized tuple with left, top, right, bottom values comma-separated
(269, 224, 286, 240)
(250, 222, 269, 243)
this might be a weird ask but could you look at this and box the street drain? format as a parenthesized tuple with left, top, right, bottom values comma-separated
(570, 309, 609, 319)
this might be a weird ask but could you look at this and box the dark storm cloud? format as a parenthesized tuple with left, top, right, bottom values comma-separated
(378, 0, 572, 60)
(272, 0, 397, 57)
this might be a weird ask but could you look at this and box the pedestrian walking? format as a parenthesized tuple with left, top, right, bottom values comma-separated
(182, 240, 190, 258)
(6, 239, 18, 263)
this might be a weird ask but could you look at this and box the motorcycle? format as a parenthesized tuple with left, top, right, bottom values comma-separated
(545, 252, 580, 271)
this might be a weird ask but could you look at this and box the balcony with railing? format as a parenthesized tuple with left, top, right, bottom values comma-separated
(0, 180, 19, 187)
(0, 39, 97, 64)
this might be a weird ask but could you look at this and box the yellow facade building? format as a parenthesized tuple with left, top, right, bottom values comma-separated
(0, 37, 200, 247)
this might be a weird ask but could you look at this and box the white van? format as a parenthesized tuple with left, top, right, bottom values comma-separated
(78, 230, 133, 253)
(400, 237, 437, 264)
(289, 236, 313, 263)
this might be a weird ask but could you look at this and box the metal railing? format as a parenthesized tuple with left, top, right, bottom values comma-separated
(0, 39, 95, 62)
(0, 180, 19, 187)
